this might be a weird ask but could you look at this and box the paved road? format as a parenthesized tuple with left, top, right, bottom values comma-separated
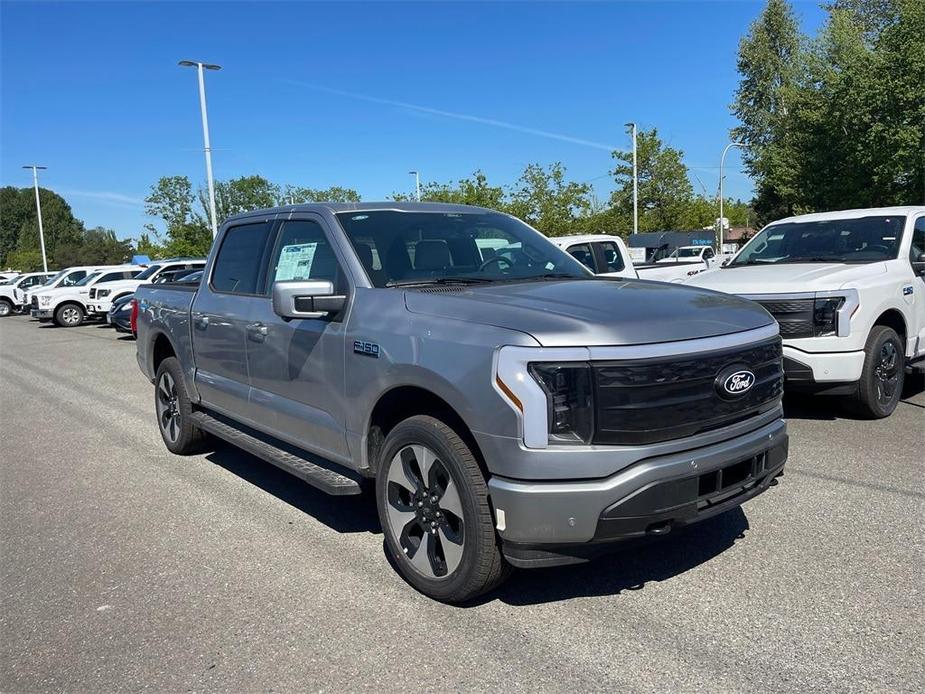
(1, 314, 923, 693)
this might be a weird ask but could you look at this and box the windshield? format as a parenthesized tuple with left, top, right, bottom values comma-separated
(75, 272, 100, 287)
(729, 215, 906, 266)
(133, 264, 162, 281)
(44, 270, 67, 286)
(335, 211, 592, 287)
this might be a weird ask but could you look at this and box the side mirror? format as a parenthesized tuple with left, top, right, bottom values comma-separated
(913, 252, 925, 276)
(271, 280, 346, 320)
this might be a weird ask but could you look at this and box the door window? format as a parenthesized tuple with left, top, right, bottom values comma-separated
(61, 271, 87, 286)
(595, 241, 625, 273)
(267, 219, 344, 291)
(910, 217, 925, 265)
(566, 243, 596, 271)
(211, 221, 273, 294)
(703, 247, 715, 259)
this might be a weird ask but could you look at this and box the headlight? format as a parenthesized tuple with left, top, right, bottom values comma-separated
(813, 297, 845, 337)
(528, 363, 594, 444)
(39, 295, 52, 306)
(97, 289, 110, 298)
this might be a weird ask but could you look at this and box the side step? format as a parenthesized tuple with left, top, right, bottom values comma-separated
(191, 411, 363, 496)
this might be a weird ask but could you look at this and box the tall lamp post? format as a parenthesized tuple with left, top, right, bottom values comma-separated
(624, 122, 638, 236)
(179, 60, 221, 238)
(719, 142, 745, 250)
(409, 170, 421, 201)
(22, 165, 48, 272)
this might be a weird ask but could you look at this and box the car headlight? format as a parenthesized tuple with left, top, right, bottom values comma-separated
(39, 295, 52, 306)
(97, 289, 110, 298)
(528, 363, 594, 444)
(813, 297, 845, 337)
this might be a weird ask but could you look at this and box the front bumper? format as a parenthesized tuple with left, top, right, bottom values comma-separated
(488, 418, 787, 567)
(31, 308, 53, 320)
(782, 344, 864, 385)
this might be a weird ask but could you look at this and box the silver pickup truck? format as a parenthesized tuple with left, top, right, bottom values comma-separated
(135, 202, 788, 602)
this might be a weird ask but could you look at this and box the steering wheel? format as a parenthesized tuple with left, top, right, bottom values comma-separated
(478, 256, 514, 273)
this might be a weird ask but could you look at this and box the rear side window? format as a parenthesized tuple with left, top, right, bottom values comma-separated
(211, 222, 273, 294)
(596, 241, 625, 273)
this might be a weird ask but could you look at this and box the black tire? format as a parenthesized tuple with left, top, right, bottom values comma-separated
(853, 325, 905, 419)
(54, 302, 85, 327)
(375, 415, 510, 603)
(0, 299, 13, 317)
(154, 357, 207, 454)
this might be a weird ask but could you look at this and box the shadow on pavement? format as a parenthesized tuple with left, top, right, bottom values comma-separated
(204, 441, 381, 535)
(783, 372, 924, 421)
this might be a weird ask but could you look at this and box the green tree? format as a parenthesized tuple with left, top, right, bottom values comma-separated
(731, 0, 803, 223)
(392, 170, 507, 210)
(144, 176, 211, 257)
(507, 163, 592, 236)
(284, 185, 361, 204)
(133, 232, 162, 259)
(200, 175, 280, 226)
(610, 129, 694, 231)
(52, 227, 133, 267)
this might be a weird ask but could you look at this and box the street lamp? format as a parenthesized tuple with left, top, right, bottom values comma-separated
(408, 170, 421, 201)
(718, 142, 745, 250)
(22, 165, 48, 272)
(624, 123, 638, 236)
(179, 60, 221, 237)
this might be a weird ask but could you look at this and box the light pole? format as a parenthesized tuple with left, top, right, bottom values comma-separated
(22, 165, 48, 272)
(179, 60, 221, 237)
(624, 123, 638, 236)
(719, 142, 745, 250)
(409, 170, 421, 201)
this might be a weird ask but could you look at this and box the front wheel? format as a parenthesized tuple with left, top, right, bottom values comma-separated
(0, 299, 12, 317)
(375, 415, 510, 603)
(853, 326, 905, 418)
(54, 303, 84, 327)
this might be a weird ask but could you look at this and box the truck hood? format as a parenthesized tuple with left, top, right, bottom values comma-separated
(685, 262, 884, 294)
(403, 278, 774, 347)
(36, 285, 90, 298)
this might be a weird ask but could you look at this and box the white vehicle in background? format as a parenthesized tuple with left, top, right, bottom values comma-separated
(549, 234, 638, 278)
(87, 258, 205, 315)
(0, 272, 21, 283)
(657, 245, 717, 264)
(0, 271, 57, 316)
(31, 265, 143, 327)
(686, 207, 925, 418)
(635, 245, 724, 282)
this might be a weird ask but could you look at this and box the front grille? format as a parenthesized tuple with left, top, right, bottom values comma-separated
(755, 299, 814, 338)
(592, 337, 783, 445)
(31, 296, 38, 309)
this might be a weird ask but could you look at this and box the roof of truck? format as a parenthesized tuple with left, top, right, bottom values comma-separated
(769, 206, 925, 225)
(224, 201, 500, 223)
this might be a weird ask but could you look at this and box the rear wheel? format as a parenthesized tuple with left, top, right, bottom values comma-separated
(853, 326, 905, 418)
(375, 415, 509, 603)
(154, 357, 206, 454)
(0, 299, 12, 317)
(54, 303, 84, 327)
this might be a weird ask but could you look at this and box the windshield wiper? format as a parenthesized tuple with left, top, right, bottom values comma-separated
(727, 258, 776, 267)
(786, 256, 848, 263)
(386, 276, 497, 288)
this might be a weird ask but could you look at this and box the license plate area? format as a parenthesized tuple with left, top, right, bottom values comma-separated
(696, 453, 766, 509)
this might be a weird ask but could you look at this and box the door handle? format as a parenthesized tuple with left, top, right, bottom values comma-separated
(246, 322, 268, 342)
(193, 315, 209, 330)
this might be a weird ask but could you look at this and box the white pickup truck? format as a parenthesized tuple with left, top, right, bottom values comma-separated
(686, 207, 925, 417)
(31, 264, 143, 327)
(87, 258, 205, 316)
(0, 271, 57, 316)
(548, 234, 638, 278)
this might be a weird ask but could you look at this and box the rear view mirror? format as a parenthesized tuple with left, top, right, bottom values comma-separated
(272, 280, 346, 319)
(913, 252, 925, 276)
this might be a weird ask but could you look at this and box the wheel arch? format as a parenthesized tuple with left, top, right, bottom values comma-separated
(872, 308, 908, 355)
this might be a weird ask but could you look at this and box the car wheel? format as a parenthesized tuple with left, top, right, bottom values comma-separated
(154, 357, 206, 455)
(0, 299, 12, 317)
(376, 415, 510, 603)
(54, 303, 84, 327)
(853, 325, 905, 419)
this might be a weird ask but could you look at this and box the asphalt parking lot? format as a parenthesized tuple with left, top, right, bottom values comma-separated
(1, 314, 923, 693)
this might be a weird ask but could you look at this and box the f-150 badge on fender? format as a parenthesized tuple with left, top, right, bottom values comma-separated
(353, 340, 380, 358)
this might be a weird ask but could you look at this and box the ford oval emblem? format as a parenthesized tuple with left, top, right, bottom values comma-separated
(722, 370, 755, 396)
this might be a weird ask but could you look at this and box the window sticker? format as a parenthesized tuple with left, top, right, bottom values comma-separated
(275, 243, 318, 281)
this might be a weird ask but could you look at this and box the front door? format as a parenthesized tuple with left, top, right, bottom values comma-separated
(244, 215, 351, 462)
(192, 217, 275, 415)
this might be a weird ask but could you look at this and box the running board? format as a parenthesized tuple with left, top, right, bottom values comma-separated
(191, 411, 363, 496)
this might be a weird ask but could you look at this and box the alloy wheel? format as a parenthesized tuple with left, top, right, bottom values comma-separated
(156, 371, 181, 443)
(874, 340, 899, 405)
(385, 444, 465, 579)
(61, 306, 81, 325)
(0, 303, 10, 317)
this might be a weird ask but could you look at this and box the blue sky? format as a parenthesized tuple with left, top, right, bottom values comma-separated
(1, 1, 826, 240)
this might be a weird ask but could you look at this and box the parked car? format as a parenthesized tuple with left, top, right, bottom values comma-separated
(547, 234, 639, 279)
(135, 203, 788, 602)
(0, 271, 57, 316)
(657, 245, 717, 264)
(31, 265, 142, 327)
(686, 207, 925, 417)
(25, 265, 115, 310)
(88, 258, 205, 316)
(0, 272, 21, 283)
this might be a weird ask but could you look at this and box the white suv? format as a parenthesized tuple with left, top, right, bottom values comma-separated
(87, 258, 205, 315)
(32, 265, 143, 327)
(686, 207, 925, 417)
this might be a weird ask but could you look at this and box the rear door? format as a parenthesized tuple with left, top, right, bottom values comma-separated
(244, 214, 352, 461)
(192, 217, 276, 416)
